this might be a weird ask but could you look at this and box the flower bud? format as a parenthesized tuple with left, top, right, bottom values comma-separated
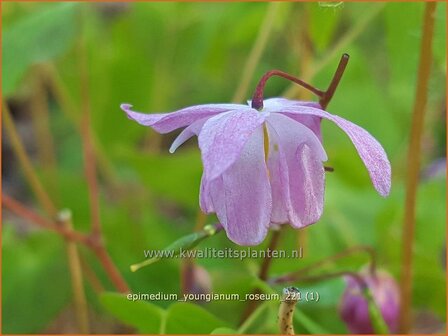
(339, 268, 400, 333)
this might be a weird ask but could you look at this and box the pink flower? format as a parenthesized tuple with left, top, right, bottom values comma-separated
(121, 96, 391, 245)
(339, 269, 400, 333)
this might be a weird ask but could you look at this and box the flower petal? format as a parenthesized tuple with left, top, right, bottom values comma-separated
(169, 117, 208, 153)
(205, 127, 272, 245)
(264, 97, 320, 109)
(267, 113, 326, 228)
(264, 98, 323, 139)
(198, 109, 266, 181)
(199, 174, 214, 214)
(269, 102, 391, 197)
(121, 103, 249, 134)
(266, 132, 289, 225)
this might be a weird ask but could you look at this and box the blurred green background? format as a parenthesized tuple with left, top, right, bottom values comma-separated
(2, 1, 446, 334)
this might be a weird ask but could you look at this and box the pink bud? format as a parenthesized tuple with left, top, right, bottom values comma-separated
(339, 268, 400, 333)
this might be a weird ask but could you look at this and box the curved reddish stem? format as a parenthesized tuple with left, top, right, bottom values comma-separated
(251, 54, 350, 110)
(251, 70, 324, 110)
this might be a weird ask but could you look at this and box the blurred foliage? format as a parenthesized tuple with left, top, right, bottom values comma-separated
(2, 1, 446, 334)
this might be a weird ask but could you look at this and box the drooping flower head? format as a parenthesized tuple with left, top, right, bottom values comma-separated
(121, 54, 391, 246)
(339, 268, 400, 334)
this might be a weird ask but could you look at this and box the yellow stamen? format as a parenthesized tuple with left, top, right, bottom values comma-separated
(263, 124, 271, 178)
(263, 124, 270, 162)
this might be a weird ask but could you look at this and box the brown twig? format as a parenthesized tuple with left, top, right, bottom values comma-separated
(251, 54, 349, 111)
(251, 69, 325, 110)
(3, 193, 130, 293)
(258, 228, 283, 281)
(58, 210, 90, 333)
(2, 194, 90, 245)
(180, 209, 209, 295)
(399, 2, 437, 333)
(319, 53, 349, 109)
(90, 244, 130, 294)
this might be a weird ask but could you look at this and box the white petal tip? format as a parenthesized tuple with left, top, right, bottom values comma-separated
(379, 189, 391, 198)
(120, 103, 133, 111)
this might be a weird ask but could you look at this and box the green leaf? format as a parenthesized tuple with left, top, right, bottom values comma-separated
(165, 302, 228, 334)
(2, 3, 79, 96)
(2, 228, 71, 333)
(211, 327, 238, 334)
(100, 292, 164, 334)
(237, 301, 272, 334)
(294, 309, 331, 334)
(363, 287, 390, 334)
(116, 149, 203, 209)
(130, 223, 220, 272)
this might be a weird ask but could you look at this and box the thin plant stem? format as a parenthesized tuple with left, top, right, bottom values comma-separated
(194, 210, 207, 232)
(58, 210, 90, 333)
(258, 228, 283, 281)
(251, 69, 325, 109)
(271, 245, 377, 284)
(398, 2, 437, 333)
(3, 193, 130, 293)
(319, 53, 349, 109)
(90, 244, 130, 294)
(2, 103, 57, 217)
(283, 3, 386, 99)
(180, 209, 209, 295)
(251, 54, 348, 111)
(2, 193, 90, 244)
(180, 261, 194, 296)
(232, 2, 281, 103)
